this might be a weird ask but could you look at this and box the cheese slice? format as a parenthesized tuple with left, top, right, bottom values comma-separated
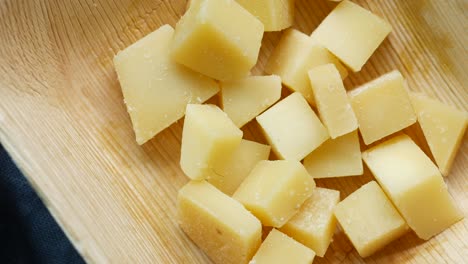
(221, 75, 282, 128)
(172, 0, 264, 80)
(310, 0, 392, 71)
(334, 181, 408, 257)
(250, 229, 315, 264)
(207, 139, 271, 196)
(180, 104, 243, 180)
(280, 187, 340, 257)
(411, 93, 468, 176)
(114, 24, 218, 144)
(362, 134, 463, 240)
(308, 63, 358, 138)
(178, 181, 262, 264)
(233, 160, 315, 227)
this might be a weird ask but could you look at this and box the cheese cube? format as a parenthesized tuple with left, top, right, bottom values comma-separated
(221, 75, 282, 128)
(265, 29, 348, 105)
(303, 131, 362, 178)
(233, 160, 315, 227)
(280, 188, 340, 257)
(180, 104, 243, 180)
(236, 0, 295, 32)
(178, 181, 262, 264)
(256, 93, 330, 161)
(348, 71, 417, 145)
(310, 0, 392, 72)
(250, 229, 315, 264)
(362, 134, 463, 240)
(172, 0, 264, 80)
(334, 181, 408, 257)
(308, 64, 358, 138)
(411, 93, 468, 176)
(113, 25, 218, 144)
(207, 139, 271, 195)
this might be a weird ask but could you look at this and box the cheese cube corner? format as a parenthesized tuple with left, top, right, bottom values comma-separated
(250, 229, 315, 264)
(221, 75, 282, 128)
(362, 134, 463, 240)
(207, 139, 271, 195)
(303, 131, 362, 178)
(233, 160, 315, 227)
(334, 181, 408, 257)
(311, 0, 392, 71)
(236, 0, 295, 32)
(308, 63, 358, 138)
(256, 92, 330, 161)
(348, 70, 416, 145)
(280, 187, 340, 257)
(178, 181, 262, 264)
(265, 29, 348, 105)
(411, 92, 468, 176)
(172, 0, 264, 80)
(113, 24, 218, 144)
(180, 104, 243, 180)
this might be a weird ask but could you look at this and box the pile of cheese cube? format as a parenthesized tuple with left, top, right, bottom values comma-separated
(113, 0, 467, 263)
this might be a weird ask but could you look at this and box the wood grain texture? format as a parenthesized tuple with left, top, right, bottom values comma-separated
(0, 0, 466, 263)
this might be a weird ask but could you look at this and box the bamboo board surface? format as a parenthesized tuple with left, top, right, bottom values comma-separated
(0, 0, 466, 263)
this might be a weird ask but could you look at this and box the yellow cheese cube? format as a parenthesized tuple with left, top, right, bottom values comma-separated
(236, 0, 295, 32)
(113, 25, 218, 145)
(178, 181, 262, 264)
(280, 188, 340, 257)
(308, 64, 358, 138)
(334, 181, 408, 257)
(250, 229, 315, 264)
(362, 134, 463, 240)
(348, 71, 417, 145)
(180, 104, 243, 180)
(303, 131, 362, 178)
(411, 93, 468, 176)
(207, 139, 271, 195)
(221, 75, 282, 128)
(233, 160, 316, 227)
(172, 0, 264, 80)
(265, 29, 348, 105)
(256, 93, 330, 161)
(310, 0, 392, 72)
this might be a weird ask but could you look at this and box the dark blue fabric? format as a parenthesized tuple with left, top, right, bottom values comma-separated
(0, 145, 85, 264)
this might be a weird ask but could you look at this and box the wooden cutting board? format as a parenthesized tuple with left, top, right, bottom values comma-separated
(0, 0, 466, 263)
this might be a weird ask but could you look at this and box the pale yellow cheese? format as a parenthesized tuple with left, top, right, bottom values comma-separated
(308, 64, 358, 138)
(256, 92, 330, 161)
(178, 181, 262, 264)
(207, 139, 271, 196)
(265, 29, 348, 105)
(334, 181, 408, 257)
(113, 24, 218, 145)
(280, 188, 340, 257)
(362, 134, 463, 240)
(172, 0, 264, 80)
(236, 0, 295, 32)
(303, 131, 362, 178)
(310, 0, 392, 72)
(250, 229, 315, 264)
(348, 70, 417, 145)
(411, 93, 468, 176)
(180, 104, 243, 180)
(233, 160, 316, 227)
(221, 75, 282, 128)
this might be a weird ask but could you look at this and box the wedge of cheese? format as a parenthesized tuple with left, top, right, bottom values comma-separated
(114, 24, 218, 144)
(178, 181, 262, 264)
(362, 134, 463, 240)
(411, 93, 468, 176)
